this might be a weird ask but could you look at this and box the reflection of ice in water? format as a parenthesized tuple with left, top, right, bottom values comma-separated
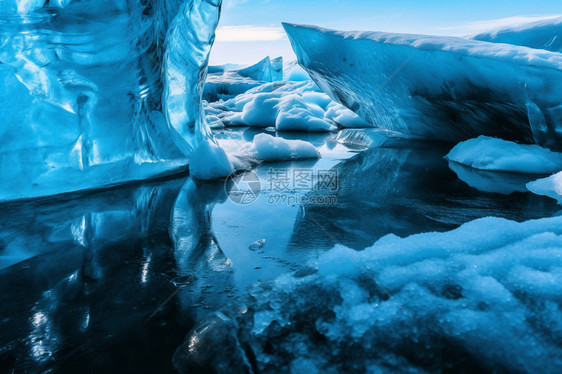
(1, 129, 561, 372)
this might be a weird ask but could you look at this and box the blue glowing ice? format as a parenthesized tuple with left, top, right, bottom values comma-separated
(0, 0, 227, 201)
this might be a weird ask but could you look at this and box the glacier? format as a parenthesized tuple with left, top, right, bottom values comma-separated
(473, 16, 562, 52)
(282, 23, 562, 149)
(0, 0, 228, 201)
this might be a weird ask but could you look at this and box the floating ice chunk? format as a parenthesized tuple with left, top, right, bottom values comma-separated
(473, 16, 562, 52)
(249, 239, 266, 251)
(245, 134, 320, 162)
(527, 171, 562, 203)
(446, 136, 562, 173)
(283, 23, 562, 149)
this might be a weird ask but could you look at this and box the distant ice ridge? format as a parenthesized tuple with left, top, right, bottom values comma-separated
(446, 136, 562, 174)
(205, 57, 284, 102)
(0, 0, 228, 201)
(473, 16, 562, 52)
(177, 215, 562, 373)
(283, 23, 562, 149)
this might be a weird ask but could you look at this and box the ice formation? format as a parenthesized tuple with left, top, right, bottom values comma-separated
(179, 215, 562, 373)
(446, 136, 562, 173)
(473, 16, 562, 52)
(209, 56, 283, 82)
(0, 0, 229, 201)
(205, 81, 373, 131)
(244, 134, 320, 162)
(204, 57, 284, 101)
(527, 171, 562, 203)
(283, 23, 562, 149)
(284, 60, 311, 81)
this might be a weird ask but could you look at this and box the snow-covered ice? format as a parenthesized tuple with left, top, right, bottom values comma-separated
(283, 23, 562, 149)
(446, 136, 562, 173)
(527, 171, 562, 203)
(473, 16, 562, 52)
(205, 80, 373, 132)
(182, 215, 562, 373)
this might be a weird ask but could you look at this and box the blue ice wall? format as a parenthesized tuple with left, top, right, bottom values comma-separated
(0, 0, 223, 201)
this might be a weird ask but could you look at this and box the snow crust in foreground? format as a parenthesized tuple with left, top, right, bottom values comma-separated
(177, 215, 562, 373)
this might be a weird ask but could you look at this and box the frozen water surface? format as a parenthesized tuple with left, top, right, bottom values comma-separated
(1, 128, 560, 373)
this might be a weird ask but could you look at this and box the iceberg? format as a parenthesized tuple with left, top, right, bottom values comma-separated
(446, 136, 562, 174)
(282, 23, 562, 149)
(473, 16, 562, 52)
(0, 0, 227, 201)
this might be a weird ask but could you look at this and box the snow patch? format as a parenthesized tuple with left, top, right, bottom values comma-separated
(446, 136, 562, 174)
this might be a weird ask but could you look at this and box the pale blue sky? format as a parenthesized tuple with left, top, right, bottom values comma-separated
(209, 0, 562, 64)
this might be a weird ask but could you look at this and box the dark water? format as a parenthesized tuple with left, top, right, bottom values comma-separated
(0, 131, 559, 373)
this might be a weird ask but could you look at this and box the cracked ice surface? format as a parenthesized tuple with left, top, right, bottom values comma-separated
(0, 0, 226, 201)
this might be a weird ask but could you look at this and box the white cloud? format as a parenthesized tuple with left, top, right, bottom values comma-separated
(215, 25, 287, 42)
